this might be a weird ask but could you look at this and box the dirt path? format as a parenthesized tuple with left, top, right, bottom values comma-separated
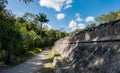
(0, 49, 50, 73)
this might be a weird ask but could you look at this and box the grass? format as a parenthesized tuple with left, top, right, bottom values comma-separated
(43, 50, 53, 68)
(37, 68, 53, 73)
(26, 48, 42, 56)
(37, 49, 54, 73)
(53, 48, 65, 62)
(37, 48, 66, 73)
(12, 48, 42, 65)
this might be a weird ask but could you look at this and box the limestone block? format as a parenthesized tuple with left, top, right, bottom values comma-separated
(107, 24, 112, 35)
(100, 36, 113, 41)
(113, 23, 118, 35)
(85, 32, 90, 40)
(113, 35, 120, 40)
(114, 22, 120, 35)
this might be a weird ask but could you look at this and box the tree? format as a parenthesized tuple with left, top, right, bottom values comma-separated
(1, 0, 33, 4)
(86, 23, 97, 29)
(96, 11, 118, 23)
(36, 13, 49, 37)
(22, 12, 36, 21)
(70, 29, 81, 36)
(0, 0, 69, 65)
(0, 15, 22, 64)
(0, 0, 7, 18)
(16, 17, 26, 23)
(116, 10, 120, 19)
(19, 0, 34, 3)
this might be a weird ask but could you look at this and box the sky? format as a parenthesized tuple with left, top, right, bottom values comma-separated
(6, 0, 120, 32)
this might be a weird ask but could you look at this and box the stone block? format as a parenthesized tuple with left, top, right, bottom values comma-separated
(54, 20, 120, 73)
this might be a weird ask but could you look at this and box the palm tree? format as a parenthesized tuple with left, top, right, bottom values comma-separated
(19, 0, 33, 3)
(2, 0, 33, 4)
(36, 13, 49, 37)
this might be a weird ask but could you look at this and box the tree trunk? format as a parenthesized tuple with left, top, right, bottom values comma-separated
(41, 22, 42, 37)
(5, 44, 11, 64)
(6, 50, 11, 64)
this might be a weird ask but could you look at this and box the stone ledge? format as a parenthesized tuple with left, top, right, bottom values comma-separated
(58, 35, 120, 44)
(80, 35, 120, 43)
(53, 48, 75, 73)
(53, 58, 75, 73)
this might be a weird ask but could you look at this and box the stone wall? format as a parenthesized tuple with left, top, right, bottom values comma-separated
(54, 20, 120, 73)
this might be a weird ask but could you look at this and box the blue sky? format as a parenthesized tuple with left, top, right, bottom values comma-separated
(6, 0, 120, 32)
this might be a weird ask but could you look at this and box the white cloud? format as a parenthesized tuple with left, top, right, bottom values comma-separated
(69, 20, 77, 28)
(78, 23, 85, 29)
(64, 5, 72, 9)
(71, 27, 77, 31)
(64, 0, 72, 9)
(39, 0, 73, 12)
(66, 0, 72, 4)
(85, 16, 95, 22)
(75, 13, 83, 22)
(68, 20, 85, 31)
(57, 13, 65, 20)
(70, 24, 85, 31)
(39, 0, 64, 11)
(42, 23, 53, 30)
(76, 17, 82, 22)
(75, 13, 80, 17)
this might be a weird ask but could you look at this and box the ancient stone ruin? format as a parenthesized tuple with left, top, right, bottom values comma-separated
(54, 20, 120, 73)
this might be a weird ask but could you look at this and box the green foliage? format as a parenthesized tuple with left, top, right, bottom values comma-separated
(70, 29, 81, 36)
(36, 13, 49, 36)
(86, 23, 97, 29)
(22, 12, 36, 21)
(36, 13, 49, 23)
(14, 48, 42, 65)
(19, 0, 34, 3)
(96, 10, 120, 23)
(0, 4, 67, 64)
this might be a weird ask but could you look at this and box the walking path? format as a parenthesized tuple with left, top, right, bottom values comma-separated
(0, 49, 50, 73)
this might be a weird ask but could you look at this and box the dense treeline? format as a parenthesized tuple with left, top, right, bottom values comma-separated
(0, 1, 68, 64)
